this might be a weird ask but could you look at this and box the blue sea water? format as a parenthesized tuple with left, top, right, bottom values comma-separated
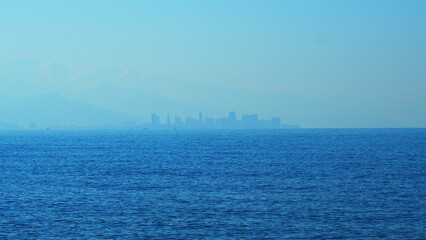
(0, 129, 425, 239)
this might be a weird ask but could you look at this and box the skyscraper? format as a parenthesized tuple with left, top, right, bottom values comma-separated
(174, 117, 182, 126)
(228, 111, 236, 121)
(151, 113, 160, 125)
(199, 112, 203, 123)
(271, 117, 281, 128)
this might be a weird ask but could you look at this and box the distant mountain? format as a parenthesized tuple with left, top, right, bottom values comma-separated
(0, 60, 225, 121)
(71, 84, 224, 120)
(0, 94, 141, 128)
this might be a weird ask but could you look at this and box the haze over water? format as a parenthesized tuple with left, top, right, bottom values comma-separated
(1, 0, 426, 128)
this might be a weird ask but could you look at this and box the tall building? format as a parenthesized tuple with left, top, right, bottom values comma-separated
(271, 117, 281, 128)
(242, 114, 258, 122)
(199, 112, 203, 123)
(185, 117, 195, 128)
(145, 112, 286, 130)
(204, 117, 216, 129)
(151, 113, 160, 125)
(242, 114, 258, 128)
(228, 111, 236, 121)
(174, 117, 182, 125)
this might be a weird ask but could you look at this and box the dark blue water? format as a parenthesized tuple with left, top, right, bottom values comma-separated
(0, 129, 425, 239)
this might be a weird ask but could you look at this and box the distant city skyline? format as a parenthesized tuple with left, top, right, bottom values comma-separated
(0, 110, 299, 131)
(148, 111, 299, 130)
(1, 1, 426, 128)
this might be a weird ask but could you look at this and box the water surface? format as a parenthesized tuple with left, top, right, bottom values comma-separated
(0, 129, 425, 239)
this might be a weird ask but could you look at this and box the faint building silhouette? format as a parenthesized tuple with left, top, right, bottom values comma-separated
(166, 113, 171, 125)
(199, 112, 203, 124)
(204, 117, 216, 129)
(228, 111, 236, 121)
(271, 117, 281, 128)
(242, 114, 258, 129)
(185, 117, 195, 128)
(151, 113, 160, 126)
(174, 117, 182, 126)
(29, 122, 38, 130)
(143, 111, 290, 129)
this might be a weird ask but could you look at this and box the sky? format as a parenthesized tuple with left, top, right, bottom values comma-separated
(1, 0, 426, 128)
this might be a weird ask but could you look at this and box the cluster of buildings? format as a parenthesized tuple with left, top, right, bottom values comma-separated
(0, 111, 299, 131)
(149, 111, 289, 129)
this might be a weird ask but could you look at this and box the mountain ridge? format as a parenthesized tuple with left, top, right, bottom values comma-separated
(0, 93, 141, 128)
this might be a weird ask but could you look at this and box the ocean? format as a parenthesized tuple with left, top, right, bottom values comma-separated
(0, 129, 425, 239)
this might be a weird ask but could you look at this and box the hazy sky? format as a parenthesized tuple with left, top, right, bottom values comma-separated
(1, 0, 426, 127)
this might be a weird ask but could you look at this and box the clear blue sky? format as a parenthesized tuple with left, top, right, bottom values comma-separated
(1, 0, 426, 127)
